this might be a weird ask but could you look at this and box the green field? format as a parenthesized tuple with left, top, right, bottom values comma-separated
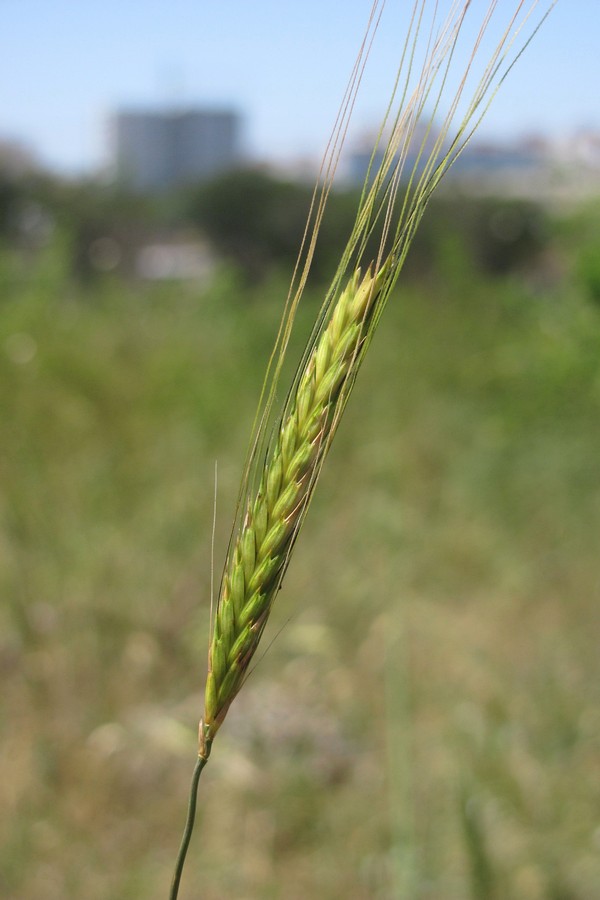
(1, 205, 599, 899)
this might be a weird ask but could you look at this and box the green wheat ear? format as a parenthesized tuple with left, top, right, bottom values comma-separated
(170, 2, 557, 897)
(201, 262, 388, 754)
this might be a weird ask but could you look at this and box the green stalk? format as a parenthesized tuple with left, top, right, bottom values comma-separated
(169, 747, 211, 900)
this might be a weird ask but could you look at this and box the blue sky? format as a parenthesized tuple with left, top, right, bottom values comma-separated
(1, 0, 597, 174)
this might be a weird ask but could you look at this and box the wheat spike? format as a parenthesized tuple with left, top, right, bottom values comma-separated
(200, 262, 387, 756)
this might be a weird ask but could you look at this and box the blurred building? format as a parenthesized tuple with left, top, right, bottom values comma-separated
(344, 122, 439, 187)
(113, 107, 241, 191)
(344, 127, 600, 200)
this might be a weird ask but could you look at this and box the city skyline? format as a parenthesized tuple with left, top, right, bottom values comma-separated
(1, 1, 597, 175)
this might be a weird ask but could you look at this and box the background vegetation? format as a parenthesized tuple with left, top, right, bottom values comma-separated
(1, 169, 599, 898)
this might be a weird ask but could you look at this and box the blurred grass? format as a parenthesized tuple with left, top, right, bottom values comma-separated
(1, 211, 599, 899)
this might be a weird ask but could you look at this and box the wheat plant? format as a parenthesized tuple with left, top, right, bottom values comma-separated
(170, 2, 556, 897)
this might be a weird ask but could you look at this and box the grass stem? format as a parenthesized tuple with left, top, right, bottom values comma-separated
(169, 754, 209, 900)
